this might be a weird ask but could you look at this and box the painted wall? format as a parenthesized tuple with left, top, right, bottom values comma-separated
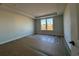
(70, 4, 79, 55)
(0, 7, 34, 44)
(34, 15, 64, 36)
(64, 4, 79, 55)
(63, 4, 72, 49)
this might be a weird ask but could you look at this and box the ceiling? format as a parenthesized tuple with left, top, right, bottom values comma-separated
(3, 3, 66, 18)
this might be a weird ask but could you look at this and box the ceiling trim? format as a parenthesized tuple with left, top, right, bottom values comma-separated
(0, 4, 66, 19)
(0, 4, 34, 19)
(35, 12, 57, 19)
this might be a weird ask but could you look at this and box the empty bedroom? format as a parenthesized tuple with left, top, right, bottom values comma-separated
(0, 3, 79, 56)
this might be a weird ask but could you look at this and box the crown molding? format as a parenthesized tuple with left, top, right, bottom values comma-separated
(0, 4, 34, 19)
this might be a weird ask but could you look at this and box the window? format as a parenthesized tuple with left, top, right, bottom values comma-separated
(41, 19, 46, 30)
(40, 18, 53, 31)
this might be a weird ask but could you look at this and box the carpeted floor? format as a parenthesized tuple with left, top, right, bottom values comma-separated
(0, 35, 68, 56)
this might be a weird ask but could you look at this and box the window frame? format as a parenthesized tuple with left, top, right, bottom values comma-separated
(40, 17, 54, 31)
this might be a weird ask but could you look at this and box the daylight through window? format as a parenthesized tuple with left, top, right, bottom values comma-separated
(41, 18, 53, 31)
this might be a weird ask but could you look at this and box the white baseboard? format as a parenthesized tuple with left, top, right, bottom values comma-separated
(0, 34, 32, 45)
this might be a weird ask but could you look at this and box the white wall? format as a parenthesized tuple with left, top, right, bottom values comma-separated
(64, 4, 72, 49)
(64, 4, 79, 55)
(35, 15, 64, 36)
(0, 7, 34, 44)
(70, 4, 79, 55)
